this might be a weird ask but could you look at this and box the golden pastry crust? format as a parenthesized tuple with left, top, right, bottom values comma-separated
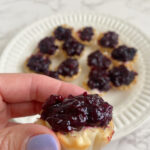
(97, 33, 119, 53)
(74, 27, 97, 46)
(58, 67, 81, 82)
(36, 119, 114, 150)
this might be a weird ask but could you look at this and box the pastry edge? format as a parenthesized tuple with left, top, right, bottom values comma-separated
(35, 119, 114, 150)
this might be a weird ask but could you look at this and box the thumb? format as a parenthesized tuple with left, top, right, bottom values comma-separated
(0, 124, 60, 150)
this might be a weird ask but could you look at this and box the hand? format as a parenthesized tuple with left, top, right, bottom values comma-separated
(0, 74, 85, 150)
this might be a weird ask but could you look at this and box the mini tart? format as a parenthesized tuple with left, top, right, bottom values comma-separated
(37, 36, 60, 56)
(37, 93, 114, 150)
(109, 65, 138, 90)
(36, 119, 114, 150)
(24, 53, 51, 74)
(61, 37, 85, 58)
(57, 58, 81, 81)
(83, 68, 111, 93)
(74, 27, 96, 45)
(53, 24, 74, 42)
(111, 45, 138, 67)
(97, 31, 119, 53)
(87, 50, 112, 70)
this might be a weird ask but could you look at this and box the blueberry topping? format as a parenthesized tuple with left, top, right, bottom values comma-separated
(39, 37, 58, 55)
(41, 92, 113, 133)
(111, 45, 137, 62)
(109, 65, 137, 87)
(99, 31, 118, 48)
(78, 27, 94, 41)
(27, 53, 50, 73)
(58, 58, 79, 77)
(88, 50, 111, 69)
(62, 38, 84, 56)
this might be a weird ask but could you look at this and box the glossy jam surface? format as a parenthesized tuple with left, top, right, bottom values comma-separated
(62, 38, 84, 56)
(39, 37, 58, 55)
(58, 58, 79, 77)
(78, 27, 94, 41)
(27, 53, 50, 73)
(54, 26, 72, 41)
(99, 31, 118, 48)
(45, 71, 60, 79)
(109, 65, 137, 87)
(111, 45, 137, 62)
(88, 50, 111, 69)
(88, 68, 111, 91)
(41, 92, 113, 133)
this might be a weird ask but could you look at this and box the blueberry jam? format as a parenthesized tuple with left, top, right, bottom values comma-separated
(109, 65, 137, 87)
(99, 31, 118, 48)
(45, 71, 60, 80)
(54, 26, 72, 41)
(27, 53, 51, 73)
(41, 92, 113, 133)
(88, 50, 111, 69)
(39, 37, 58, 55)
(57, 58, 79, 77)
(88, 68, 111, 91)
(111, 45, 137, 62)
(62, 38, 84, 56)
(78, 27, 94, 41)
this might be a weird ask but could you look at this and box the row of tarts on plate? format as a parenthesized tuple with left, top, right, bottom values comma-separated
(25, 25, 138, 93)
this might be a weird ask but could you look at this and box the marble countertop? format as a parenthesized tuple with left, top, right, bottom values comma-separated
(0, 0, 150, 150)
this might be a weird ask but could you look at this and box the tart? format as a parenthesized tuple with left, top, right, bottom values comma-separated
(98, 31, 119, 53)
(37, 92, 114, 150)
(57, 58, 81, 81)
(84, 68, 111, 93)
(109, 65, 137, 90)
(24, 25, 138, 94)
(111, 45, 137, 66)
(24, 53, 51, 74)
(75, 27, 96, 45)
(87, 50, 112, 70)
(38, 36, 59, 56)
(53, 25, 73, 41)
(62, 37, 85, 58)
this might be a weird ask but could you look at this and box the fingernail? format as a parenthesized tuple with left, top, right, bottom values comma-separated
(26, 134, 59, 150)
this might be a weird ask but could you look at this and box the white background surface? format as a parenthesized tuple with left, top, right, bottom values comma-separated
(0, 0, 150, 150)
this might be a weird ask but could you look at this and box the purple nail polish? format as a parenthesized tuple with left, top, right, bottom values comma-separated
(26, 134, 59, 150)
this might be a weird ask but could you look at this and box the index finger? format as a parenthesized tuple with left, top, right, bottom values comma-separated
(0, 73, 85, 103)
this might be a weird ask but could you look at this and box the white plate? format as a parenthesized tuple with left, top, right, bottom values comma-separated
(0, 13, 150, 140)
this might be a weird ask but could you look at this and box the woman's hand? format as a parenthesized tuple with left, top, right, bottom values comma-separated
(0, 74, 85, 150)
